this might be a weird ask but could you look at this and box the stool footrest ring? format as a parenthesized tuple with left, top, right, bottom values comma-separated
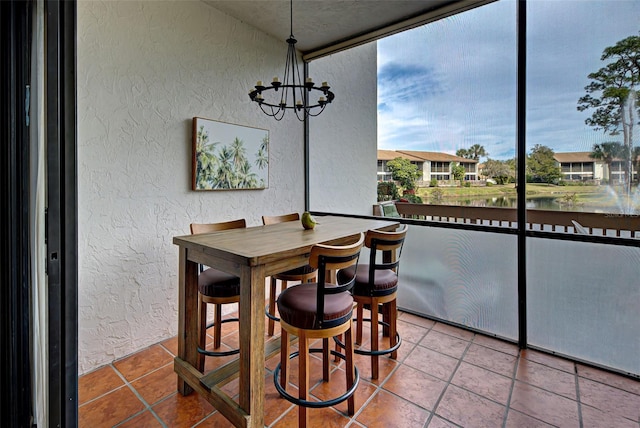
(273, 348, 360, 408)
(334, 318, 402, 356)
(197, 317, 240, 357)
(265, 303, 280, 322)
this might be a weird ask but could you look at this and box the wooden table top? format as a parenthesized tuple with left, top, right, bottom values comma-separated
(173, 215, 399, 267)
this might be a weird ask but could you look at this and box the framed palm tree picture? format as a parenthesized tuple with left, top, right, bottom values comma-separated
(192, 117, 269, 190)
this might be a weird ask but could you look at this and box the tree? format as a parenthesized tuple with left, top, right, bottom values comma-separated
(527, 144, 562, 184)
(468, 144, 488, 161)
(577, 33, 640, 191)
(386, 157, 422, 191)
(451, 163, 466, 181)
(456, 144, 488, 161)
(482, 158, 515, 184)
(377, 181, 400, 201)
(456, 148, 469, 158)
(590, 141, 624, 184)
(632, 146, 640, 181)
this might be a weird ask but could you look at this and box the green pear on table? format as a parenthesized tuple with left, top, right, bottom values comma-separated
(301, 212, 317, 230)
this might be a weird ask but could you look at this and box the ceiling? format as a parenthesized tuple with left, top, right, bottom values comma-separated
(202, 0, 463, 55)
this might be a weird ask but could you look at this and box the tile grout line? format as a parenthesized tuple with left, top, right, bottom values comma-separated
(354, 343, 414, 424)
(574, 363, 584, 428)
(79, 363, 132, 407)
(501, 348, 521, 428)
(516, 357, 591, 393)
(506, 352, 582, 427)
(374, 321, 516, 427)
(330, 314, 434, 427)
(357, 314, 437, 427)
(422, 331, 475, 428)
(108, 362, 168, 428)
(417, 332, 528, 427)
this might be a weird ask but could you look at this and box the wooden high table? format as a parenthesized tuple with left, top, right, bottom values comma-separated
(173, 215, 400, 428)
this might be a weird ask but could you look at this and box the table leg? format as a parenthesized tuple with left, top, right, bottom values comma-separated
(238, 264, 266, 427)
(177, 247, 202, 395)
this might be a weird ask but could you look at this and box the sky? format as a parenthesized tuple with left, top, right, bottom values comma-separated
(377, 0, 640, 160)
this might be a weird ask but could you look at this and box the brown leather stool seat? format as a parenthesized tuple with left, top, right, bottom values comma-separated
(198, 268, 240, 298)
(340, 265, 398, 297)
(277, 283, 354, 330)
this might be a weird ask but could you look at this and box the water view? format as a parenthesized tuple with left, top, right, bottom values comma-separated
(421, 184, 640, 214)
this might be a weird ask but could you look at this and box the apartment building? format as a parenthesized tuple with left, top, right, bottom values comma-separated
(378, 150, 478, 183)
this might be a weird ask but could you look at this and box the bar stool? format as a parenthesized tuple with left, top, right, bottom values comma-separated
(262, 213, 317, 336)
(273, 233, 364, 428)
(336, 225, 407, 379)
(190, 219, 246, 366)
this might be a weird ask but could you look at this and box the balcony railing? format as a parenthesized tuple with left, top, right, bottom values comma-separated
(367, 202, 639, 377)
(374, 202, 640, 238)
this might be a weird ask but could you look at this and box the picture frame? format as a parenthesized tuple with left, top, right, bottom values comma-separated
(192, 117, 269, 190)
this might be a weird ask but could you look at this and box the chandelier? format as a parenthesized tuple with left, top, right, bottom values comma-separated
(248, 0, 335, 121)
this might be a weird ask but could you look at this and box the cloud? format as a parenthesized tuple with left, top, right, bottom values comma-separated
(377, 0, 640, 159)
(378, 62, 443, 110)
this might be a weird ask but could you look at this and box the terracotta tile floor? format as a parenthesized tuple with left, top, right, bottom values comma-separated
(79, 311, 640, 427)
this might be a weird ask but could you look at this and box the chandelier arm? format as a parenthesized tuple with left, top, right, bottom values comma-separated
(306, 104, 327, 117)
(294, 106, 306, 122)
(259, 103, 286, 121)
(258, 103, 274, 117)
(274, 108, 286, 121)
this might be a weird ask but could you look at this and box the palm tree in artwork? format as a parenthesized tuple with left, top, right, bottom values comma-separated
(255, 135, 269, 170)
(590, 141, 624, 184)
(195, 126, 219, 188)
(216, 146, 235, 188)
(238, 159, 259, 188)
(256, 148, 268, 170)
(230, 137, 248, 172)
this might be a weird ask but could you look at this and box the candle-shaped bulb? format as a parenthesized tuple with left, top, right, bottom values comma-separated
(305, 77, 313, 83)
(322, 81, 328, 87)
(273, 77, 279, 83)
(319, 96, 325, 102)
(296, 99, 303, 106)
(256, 80, 263, 86)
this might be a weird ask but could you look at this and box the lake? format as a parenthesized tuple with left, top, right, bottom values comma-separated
(436, 195, 639, 214)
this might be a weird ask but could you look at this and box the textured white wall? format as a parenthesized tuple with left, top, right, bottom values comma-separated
(77, 0, 307, 373)
(308, 43, 378, 215)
